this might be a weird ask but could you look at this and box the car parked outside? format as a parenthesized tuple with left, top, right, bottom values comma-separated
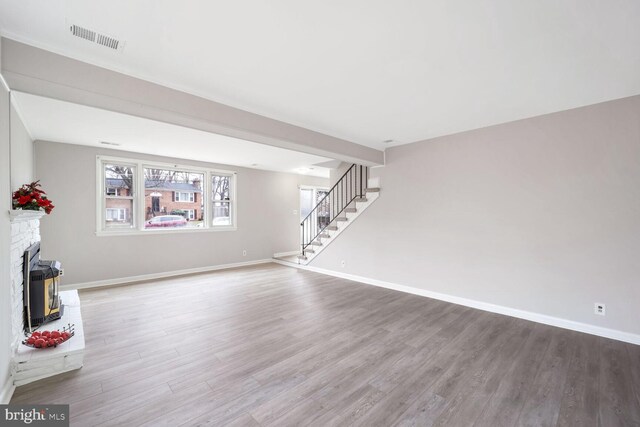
(145, 215, 188, 228)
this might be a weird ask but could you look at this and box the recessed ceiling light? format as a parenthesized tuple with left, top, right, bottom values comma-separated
(382, 139, 395, 144)
(250, 163, 258, 167)
(100, 141, 121, 146)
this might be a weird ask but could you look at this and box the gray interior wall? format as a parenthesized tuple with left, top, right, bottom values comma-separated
(35, 141, 328, 285)
(329, 162, 351, 187)
(9, 101, 33, 188)
(313, 95, 640, 336)
(0, 43, 13, 402)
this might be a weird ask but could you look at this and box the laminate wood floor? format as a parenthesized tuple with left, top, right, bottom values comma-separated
(11, 263, 640, 426)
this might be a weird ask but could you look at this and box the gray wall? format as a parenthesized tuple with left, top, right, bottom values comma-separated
(313, 95, 640, 336)
(0, 42, 14, 402)
(35, 141, 328, 285)
(9, 101, 33, 188)
(329, 162, 351, 187)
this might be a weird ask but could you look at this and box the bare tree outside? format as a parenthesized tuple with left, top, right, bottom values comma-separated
(212, 175, 231, 225)
(105, 164, 134, 193)
(212, 175, 230, 200)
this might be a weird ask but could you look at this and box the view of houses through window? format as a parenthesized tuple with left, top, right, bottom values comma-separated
(144, 167, 204, 229)
(104, 163, 135, 229)
(101, 158, 235, 233)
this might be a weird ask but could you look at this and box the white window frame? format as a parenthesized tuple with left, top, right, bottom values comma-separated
(96, 155, 237, 236)
(211, 172, 235, 227)
(99, 160, 137, 231)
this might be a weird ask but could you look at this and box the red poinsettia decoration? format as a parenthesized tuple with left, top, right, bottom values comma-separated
(12, 181, 55, 214)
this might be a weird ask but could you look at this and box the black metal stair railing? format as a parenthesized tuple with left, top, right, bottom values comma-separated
(301, 164, 369, 256)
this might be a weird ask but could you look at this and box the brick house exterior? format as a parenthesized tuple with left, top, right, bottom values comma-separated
(105, 178, 203, 224)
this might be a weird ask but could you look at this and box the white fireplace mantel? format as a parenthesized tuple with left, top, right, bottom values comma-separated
(9, 210, 47, 222)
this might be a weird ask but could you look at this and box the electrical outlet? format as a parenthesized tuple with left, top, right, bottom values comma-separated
(594, 303, 605, 316)
(340, 260, 346, 268)
(242, 250, 247, 256)
(59, 269, 64, 277)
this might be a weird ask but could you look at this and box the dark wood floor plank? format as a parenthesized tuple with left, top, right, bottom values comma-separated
(8, 263, 640, 426)
(628, 343, 640, 413)
(516, 328, 579, 427)
(599, 337, 640, 426)
(473, 323, 553, 427)
(430, 319, 534, 426)
(556, 333, 601, 427)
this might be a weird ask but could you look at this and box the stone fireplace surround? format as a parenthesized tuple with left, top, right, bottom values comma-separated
(9, 210, 84, 387)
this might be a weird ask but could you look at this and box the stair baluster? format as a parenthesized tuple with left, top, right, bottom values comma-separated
(300, 164, 369, 257)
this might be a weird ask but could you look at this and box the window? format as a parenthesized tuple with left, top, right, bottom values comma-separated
(174, 192, 195, 202)
(184, 209, 196, 220)
(106, 208, 128, 222)
(98, 156, 236, 235)
(103, 163, 136, 229)
(212, 174, 232, 226)
(144, 167, 204, 229)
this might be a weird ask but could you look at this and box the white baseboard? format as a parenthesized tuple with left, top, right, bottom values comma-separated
(274, 260, 640, 346)
(273, 251, 300, 258)
(1, 375, 15, 404)
(61, 259, 273, 291)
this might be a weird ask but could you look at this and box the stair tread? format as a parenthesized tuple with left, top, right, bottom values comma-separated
(319, 233, 330, 238)
(305, 249, 315, 254)
(297, 255, 307, 260)
(310, 241, 323, 246)
(366, 188, 380, 192)
(335, 217, 348, 221)
(345, 208, 357, 213)
(326, 226, 338, 231)
(354, 197, 368, 202)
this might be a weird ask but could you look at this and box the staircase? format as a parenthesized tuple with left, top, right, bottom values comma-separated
(298, 164, 380, 264)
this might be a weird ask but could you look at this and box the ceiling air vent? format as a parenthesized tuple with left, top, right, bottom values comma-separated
(96, 33, 120, 50)
(70, 24, 96, 42)
(69, 23, 124, 52)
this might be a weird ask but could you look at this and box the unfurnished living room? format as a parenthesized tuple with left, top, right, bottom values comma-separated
(1, 1, 639, 426)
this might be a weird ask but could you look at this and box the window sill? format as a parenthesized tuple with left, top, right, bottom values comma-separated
(96, 226, 237, 237)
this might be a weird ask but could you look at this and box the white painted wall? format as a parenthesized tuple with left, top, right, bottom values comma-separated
(312, 95, 640, 338)
(0, 42, 15, 403)
(35, 141, 328, 285)
(9, 100, 34, 189)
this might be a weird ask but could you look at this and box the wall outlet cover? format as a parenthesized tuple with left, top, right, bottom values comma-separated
(594, 303, 606, 316)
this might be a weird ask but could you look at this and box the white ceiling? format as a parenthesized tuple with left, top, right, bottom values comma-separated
(12, 92, 332, 177)
(1, 1, 640, 149)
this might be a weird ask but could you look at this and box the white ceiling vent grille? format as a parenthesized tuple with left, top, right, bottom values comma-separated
(70, 25, 95, 42)
(69, 23, 124, 52)
(96, 33, 120, 50)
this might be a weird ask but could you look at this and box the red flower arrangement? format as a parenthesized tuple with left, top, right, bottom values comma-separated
(12, 181, 55, 214)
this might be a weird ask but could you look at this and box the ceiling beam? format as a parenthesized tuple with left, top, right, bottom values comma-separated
(0, 38, 384, 166)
